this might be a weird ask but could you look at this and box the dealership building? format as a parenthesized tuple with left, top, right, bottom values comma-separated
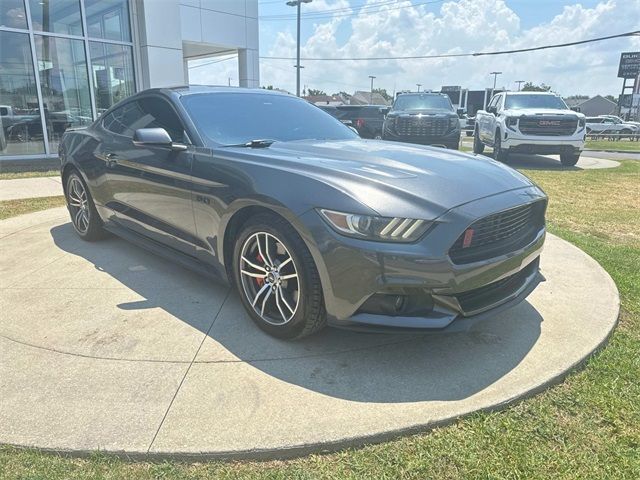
(0, 0, 260, 161)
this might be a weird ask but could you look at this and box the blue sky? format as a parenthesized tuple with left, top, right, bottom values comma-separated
(189, 0, 640, 96)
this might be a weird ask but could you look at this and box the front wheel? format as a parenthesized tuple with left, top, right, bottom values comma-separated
(473, 127, 485, 154)
(65, 171, 106, 241)
(560, 153, 580, 167)
(233, 213, 326, 339)
(493, 131, 509, 163)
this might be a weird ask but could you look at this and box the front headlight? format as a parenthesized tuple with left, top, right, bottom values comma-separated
(449, 116, 459, 129)
(318, 209, 432, 242)
(578, 118, 586, 129)
(505, 116, 518, 131)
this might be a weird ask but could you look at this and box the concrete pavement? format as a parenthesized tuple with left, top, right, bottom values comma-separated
(0, 176, 62, 201)
(0, 208, 620, 459)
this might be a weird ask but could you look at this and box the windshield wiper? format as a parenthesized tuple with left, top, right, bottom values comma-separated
(222, 139, 276, 148)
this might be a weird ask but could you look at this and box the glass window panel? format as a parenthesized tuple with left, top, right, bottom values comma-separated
(85, 0, 130, 42)
(89, 42, 134, 114)
(34, 35, 92, 152)
(0, 30, 45, 156)
(0, 0, 28, 29)
(28, 0, 82, 36)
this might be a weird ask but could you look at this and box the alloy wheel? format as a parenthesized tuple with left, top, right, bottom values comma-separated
(67, 176, 90, 234)
(239, 231, 300, 325)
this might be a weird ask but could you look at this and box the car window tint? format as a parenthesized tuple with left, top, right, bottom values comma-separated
(136, 97, 185, 142)
(102, 101, 143, 136)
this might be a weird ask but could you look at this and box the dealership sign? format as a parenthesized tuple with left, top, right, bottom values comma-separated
(618, 52, 640, 78)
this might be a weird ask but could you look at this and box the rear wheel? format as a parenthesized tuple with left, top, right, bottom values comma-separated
(233, 213, 326, 339)
(65, 171, 106, 241)
(473, 127, 484, 154)
(560, 153, 580, 167)
(493, 130, 509, 163)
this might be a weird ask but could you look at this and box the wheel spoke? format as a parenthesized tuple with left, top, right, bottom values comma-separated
(277, 256, 292, 271)
(241, 269, 266, 279)
(274, 288, 289, 322)
(280, 273, 298, 281)
(263, 233, 275, 267)
(68, 195, 81, 207)
(251, 283, 270, 307)
(81, 211, 89, 229)
(74, 208, 83, 227)
(278, 286, 295, 314)
(260, 287, 272, 317)
(241, 256, 266, 273)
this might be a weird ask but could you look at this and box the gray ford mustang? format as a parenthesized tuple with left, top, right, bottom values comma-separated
(59, 86, 547, 339)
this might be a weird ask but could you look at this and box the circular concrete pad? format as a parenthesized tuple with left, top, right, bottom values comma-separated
(0, 208, 619, 459)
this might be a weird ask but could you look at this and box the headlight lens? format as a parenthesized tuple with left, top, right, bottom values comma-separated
(578, 118, 586, 129)
(505, 116, 518, 131)
(449, 116, 459, 129)
(318, 209, 432, 242)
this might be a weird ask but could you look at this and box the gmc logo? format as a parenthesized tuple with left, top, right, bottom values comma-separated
(539, 120, 561, 126)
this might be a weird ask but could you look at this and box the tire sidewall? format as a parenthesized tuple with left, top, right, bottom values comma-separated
(65, 170, 103, 240)
(232, 217, 318, 339)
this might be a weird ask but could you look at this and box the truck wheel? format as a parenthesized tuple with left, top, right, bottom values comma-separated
(473, 128, 484, 154)
(560, 153, 580, 167)
(493, 131, 509, 163)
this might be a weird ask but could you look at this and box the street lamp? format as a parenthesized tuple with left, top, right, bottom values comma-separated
(416, 83, 422, 92)
(369, 75, 376, 104)
(515, 80, 525, 91)
(286, 0, 312, 97)
(489, 71, 502, 92)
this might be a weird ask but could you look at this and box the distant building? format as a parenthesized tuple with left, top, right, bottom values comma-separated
(563, 95, 617, 116)
(303, 94, 345, 106)
(350, 91, 391, 106)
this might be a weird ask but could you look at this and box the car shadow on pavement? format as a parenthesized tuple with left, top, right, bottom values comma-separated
(50, 223, 543, 404)
(504, 154, 581, 171)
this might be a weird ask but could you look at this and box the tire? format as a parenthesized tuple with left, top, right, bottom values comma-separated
(473, 127, 485, 154)
(65, 170, 106, 241)
(447, 142, 460, 150)
(233, 213, 326, 339)
(560, 153, 580, 167)
(493, 130, 509, 163)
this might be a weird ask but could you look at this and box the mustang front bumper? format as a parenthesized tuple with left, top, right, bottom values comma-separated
(297, 186, 547, 332)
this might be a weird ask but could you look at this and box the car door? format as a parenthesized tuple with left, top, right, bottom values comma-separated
(100, 95, 199, 256)
(481, 94, 500, 143)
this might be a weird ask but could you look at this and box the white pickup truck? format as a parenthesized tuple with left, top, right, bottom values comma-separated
(473, 92, 586, 166)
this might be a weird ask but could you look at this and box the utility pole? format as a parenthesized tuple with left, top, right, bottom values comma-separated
(369, 75, 376, 104)
(416, 83, 422, 92)
(490, 71, 502, 92)
(286, 0, 312, 97)
(515, 80, 525, 91)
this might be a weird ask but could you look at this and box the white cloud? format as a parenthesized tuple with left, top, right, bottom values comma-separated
(193, 0, 640, 96)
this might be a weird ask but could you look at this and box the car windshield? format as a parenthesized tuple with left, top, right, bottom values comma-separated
(181, 93, 357, 145)
(393, 94, 452, 111)
(504, 94, 568, 110)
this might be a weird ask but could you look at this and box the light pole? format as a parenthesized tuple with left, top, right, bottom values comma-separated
(286, 0, 312, 97)
(369, 75, 376, 104)
(416, 83, 422, 92)
(515, 80, 525, 91)
(490, 71, 502, 92)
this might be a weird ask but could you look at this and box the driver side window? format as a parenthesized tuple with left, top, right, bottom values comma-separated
(136, 97, 185, 143)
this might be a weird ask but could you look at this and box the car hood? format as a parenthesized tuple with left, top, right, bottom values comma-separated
(502, 108, 583, 118)
(389, 109, 456, 117)
(224, 139, 537, 219)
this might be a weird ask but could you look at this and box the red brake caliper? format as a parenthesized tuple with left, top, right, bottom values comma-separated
(256, 253, 265, 287)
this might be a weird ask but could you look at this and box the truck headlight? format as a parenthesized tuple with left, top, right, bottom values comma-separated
(506, 117, 518, 131)
(578, 118, 586, 129)
(318, 209, 432, 242)
(449, 117, 459, 129)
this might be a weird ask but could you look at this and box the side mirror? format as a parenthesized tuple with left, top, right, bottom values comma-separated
(133, 128, 187, 151)
(379, 107, 391, 116)
(570, 106, 581, 112)
(487, 106, 497, 115)
(457, 108, 465, 117)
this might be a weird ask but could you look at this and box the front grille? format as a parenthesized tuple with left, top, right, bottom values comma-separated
(395, 116, 449, 136)
(518, 116, 578, 136)
(449, 201, 546, 264)
(455, 259, 538, 314)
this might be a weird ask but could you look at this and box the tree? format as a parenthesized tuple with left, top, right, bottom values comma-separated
(307, 88, 326, 96)
(604, 95, 616, 102)
(372, 88, 392, 101)
(521, 82, 551, 92)
(261, 85, 274, 90)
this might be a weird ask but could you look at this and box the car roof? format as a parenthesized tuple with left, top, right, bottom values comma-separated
(504, 91, 557, 95)
(142, 85, 292, 98)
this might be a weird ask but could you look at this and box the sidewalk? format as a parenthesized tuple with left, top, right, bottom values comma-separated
(0, 176, 63, 201)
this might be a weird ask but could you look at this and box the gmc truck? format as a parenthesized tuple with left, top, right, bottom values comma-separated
(382, 92, 462, 149)
(474, 92, 586, 166)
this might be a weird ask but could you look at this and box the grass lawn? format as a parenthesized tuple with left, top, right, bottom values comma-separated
(584, 140, 639, 152)
(0, 196, 66, 221)
(0, 162, 639, 479)
(0, 170, 59, 180)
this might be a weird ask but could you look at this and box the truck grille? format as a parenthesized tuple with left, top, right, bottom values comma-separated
(449, 201, 546, 264)
(395, 116, 449, 136)
(518, 116, 578, 136)
(455, 259, 538, 314)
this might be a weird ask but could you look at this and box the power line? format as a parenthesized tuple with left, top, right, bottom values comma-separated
(188, 56, 238, 69)
(260, 0, 447, 21)
(260, 31, 640, 61)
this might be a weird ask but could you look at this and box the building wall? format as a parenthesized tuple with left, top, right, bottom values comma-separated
(577, 96, 617, 117)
